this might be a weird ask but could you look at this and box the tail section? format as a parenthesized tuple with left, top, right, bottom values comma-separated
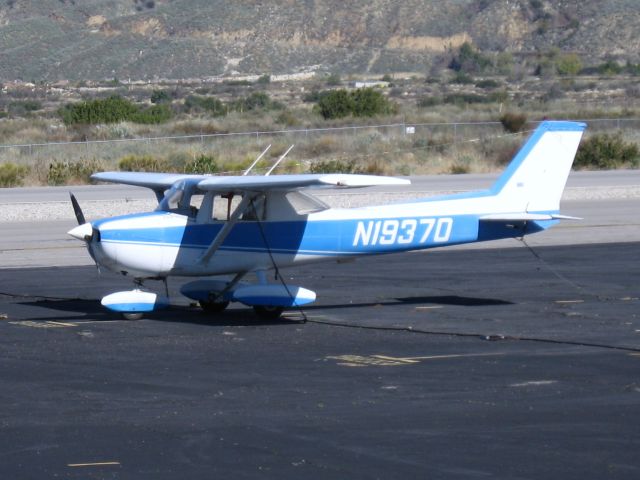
(490, 121, 586, 214)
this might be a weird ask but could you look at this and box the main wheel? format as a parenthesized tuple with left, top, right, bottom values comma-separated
(253, 305, 284, 319)
(123, 312, 144, 320)
(199, 300, 230, 313)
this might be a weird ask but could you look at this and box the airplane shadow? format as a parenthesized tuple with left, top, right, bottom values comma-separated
(16, 294, 512, 326)
(17, 298, 298, 327)
(305, 295, 513, 311)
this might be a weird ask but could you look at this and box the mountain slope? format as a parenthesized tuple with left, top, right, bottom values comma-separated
(1, 0, 639, 81)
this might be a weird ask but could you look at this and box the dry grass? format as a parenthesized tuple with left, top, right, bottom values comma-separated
(1, 75, 639, 186)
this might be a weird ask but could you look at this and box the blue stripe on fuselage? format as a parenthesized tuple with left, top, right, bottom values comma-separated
(94, 211, 550, 257)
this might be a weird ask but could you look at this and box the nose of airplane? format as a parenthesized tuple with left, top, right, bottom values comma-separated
(68, 222, 94, 241)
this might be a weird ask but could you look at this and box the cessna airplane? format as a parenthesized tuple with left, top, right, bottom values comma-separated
(68, 120, 585, 319)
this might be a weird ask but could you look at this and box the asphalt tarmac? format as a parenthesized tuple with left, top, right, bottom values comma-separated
(1, 242, 639, 479)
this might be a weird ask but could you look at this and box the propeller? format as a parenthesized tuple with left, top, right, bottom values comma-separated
(68, 193, 99, 269)
(68, 193, 93, 241)
(70, 192, 86, 225)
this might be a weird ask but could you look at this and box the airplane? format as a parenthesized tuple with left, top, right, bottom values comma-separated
(68, 120, 586, 320)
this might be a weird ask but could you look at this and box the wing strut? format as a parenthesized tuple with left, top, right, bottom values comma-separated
(197, 194, 256, 265)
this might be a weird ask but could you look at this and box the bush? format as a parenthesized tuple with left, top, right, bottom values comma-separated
(449, 42, 491, 74)
(309, 158, 359, 173)
(59, 96, 172, 125)
(231, 92, 280, 112)
(316, 90, 354, 119)
(118, 154, 169, 172)
(315, 88, 394, 119)
(556, 54, 582, 76)
(47, 160, 100, 185)
(183, 154, 219, 174)
(131, 104, 172, 124)
(500, 112, 528, 133)
(0, 162, 29, 187)
(351, 88, 396, 117)
(150, 89, 171, 104)
(184, 95, 226, 116)
(256, 74, 271, 84)
(574, 133, 639, 169)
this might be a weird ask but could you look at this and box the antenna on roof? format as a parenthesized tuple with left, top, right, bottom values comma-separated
(265, 145, 295, 176)
(243, 144, 272, 176)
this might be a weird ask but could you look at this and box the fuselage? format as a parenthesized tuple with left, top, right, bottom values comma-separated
(89, 191, 553, 279)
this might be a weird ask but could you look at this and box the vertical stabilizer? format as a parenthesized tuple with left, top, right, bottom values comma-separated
(491, 121, 586, 213)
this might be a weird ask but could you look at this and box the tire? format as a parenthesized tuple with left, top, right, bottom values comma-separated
(123, 312, 144, 320)
(253, 305, 284, 319)
(199, 300, 230, 313)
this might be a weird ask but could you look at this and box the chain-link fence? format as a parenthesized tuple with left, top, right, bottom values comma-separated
(1, 118, 638, 174)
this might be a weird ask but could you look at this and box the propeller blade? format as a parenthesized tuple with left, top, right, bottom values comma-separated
(69, 192, 86, 225)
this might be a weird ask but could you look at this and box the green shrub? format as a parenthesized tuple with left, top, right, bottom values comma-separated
(449, 42, 491, 74)
(184, 95, 226, 116)
(9, 100, 42, 114)
(308, 158, 359, 173)
(351, 88, 395, 117)
(59, 96, 137, 125)
(150, 89, 171, 104)
(59, 96, 172, 125)
(475, 79, 501, 89)
(0, 162, 29, 187)
(275, 110, 299, 126)
(183, 154, 219, 174)
(231, 92, 280, 112)
(256, 74, 271, 84)
(316, 90, 354, 119)
(118, 154, 169, 172)
(315, 88, 394, 119)
(449, 72, 474, 84)
(500, 112, 528, 133)
(574, 133, 639, 169)
(130, 104, 172, 124)
(417, 96, 442, 108)
(443, 93, 490, 106)
(47, 160, 100, 185)
(556, 54, 582, 76)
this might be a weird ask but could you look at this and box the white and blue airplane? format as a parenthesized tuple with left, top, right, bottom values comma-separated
(68, 121, 585, 319)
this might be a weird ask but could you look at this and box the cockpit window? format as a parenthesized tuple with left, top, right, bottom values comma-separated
(157, 181, 201, 218)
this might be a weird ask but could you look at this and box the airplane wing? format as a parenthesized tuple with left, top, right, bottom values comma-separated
(92, 171, 410, 194)
(91, 171, 204, 190)
(196, 173, 410, 193)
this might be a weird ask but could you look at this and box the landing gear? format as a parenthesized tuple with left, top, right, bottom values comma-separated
(199, 300, 230, 313)
(123, 312, 144, 321)
(253, 305, 284, 319)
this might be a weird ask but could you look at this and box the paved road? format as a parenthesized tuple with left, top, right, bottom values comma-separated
(0, 243, 638, 479)
(1, 170, 639, 268)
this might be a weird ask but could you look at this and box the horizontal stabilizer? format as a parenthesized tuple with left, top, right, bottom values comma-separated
(480, 213, 582, 222)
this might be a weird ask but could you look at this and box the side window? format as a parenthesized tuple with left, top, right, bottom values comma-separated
(242, 194, 266, 221)
(210, 193, 266, 222)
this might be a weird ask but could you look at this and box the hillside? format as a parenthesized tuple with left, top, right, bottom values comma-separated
(1, 0, 640, 81)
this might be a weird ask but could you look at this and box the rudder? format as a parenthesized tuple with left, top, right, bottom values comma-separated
(490, 121, 586, 213)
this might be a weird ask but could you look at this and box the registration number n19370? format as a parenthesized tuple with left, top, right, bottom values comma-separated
(352, 218, 453, 247)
